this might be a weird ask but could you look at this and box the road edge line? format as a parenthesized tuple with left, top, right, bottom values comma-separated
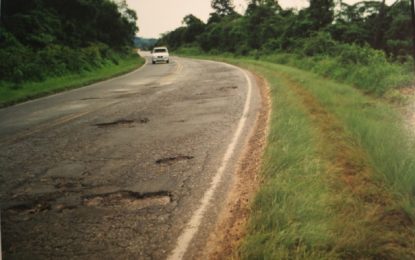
(167, 63, 254, 260)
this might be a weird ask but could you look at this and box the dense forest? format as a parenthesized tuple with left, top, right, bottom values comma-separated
(159, 0, 412, 61)
(158, 0, 413, 95)
(0, 0, 138, 83)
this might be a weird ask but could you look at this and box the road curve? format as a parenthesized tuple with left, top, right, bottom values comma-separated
(0, 53, 261, 259)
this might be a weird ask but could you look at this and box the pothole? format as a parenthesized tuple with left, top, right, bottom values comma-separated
(82, 191, 171, 210)
(6, 201, 51, 215)
(94, 118, 149, 127)
(138, 118, 150, 124)
(156, 155, 194, 165)
(219, 86, 238, 91)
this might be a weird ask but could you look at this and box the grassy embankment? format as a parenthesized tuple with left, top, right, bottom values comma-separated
(0, 53, 144, 107)
(179, 51, 415, 259)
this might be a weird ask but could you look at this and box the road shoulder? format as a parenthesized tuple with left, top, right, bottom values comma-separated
(203, 72, 271, 259)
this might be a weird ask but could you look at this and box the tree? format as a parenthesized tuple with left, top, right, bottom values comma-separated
(0, 0, 140, 83)
(307, 0, 335, 30)
(211, 0, 236, 17)
(411, 0, 415, 62)
(182, 14, 205, 43)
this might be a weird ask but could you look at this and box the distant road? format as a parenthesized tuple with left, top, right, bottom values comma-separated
(0, 52, 261, 259)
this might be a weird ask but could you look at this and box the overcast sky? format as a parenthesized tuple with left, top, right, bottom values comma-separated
(126, 0, 395, 38)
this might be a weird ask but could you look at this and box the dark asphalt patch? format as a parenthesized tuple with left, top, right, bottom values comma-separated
(219, 86, 238, 91)
(82, 190, 171, 209)
(139, 117, 150, 124)
(156, 155, 194, 165)
(94, 118, 149, 127)
(6, 201, 51, 215)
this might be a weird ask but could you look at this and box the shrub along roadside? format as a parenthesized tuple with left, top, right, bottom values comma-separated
(0, 53, 144, 107)
(176, 42, 414, 97)
(182, 54, 415, 258)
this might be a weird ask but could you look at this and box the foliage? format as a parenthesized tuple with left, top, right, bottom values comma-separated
(162, 0, 415, 57)
(162, 0, 414, 94)
(211, 0, 237, 17)
(162, 1, 413, 62)
(0, 53, 143, 107)
(0, 0, 138, 84)
(260, 41, 413, 95)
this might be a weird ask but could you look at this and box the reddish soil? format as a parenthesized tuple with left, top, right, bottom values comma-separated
(202, 74, 271, 259)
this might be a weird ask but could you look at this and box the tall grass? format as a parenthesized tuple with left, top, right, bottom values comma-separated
(271, 64, 415, 200)
(261, 52, 413, 96)
(181, 54, 415, 258)
(238, 65, 338, 259)
(237, 60, 415, 259)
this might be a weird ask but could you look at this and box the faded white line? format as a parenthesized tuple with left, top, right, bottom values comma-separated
(167, 62, 253, 260)
(0, 211, 2, 260)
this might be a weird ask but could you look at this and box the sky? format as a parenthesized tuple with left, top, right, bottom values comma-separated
(126, 0, 395, 38)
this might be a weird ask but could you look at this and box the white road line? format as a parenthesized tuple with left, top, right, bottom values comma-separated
(0, 211, 2, 260)
(167, 62, 253, 260)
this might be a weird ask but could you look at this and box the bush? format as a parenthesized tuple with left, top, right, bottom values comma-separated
(336, 43, 387, 65)
(0, 37, 129, 83)
(301, 32, 337, 56)
(259, 41, 413, 95)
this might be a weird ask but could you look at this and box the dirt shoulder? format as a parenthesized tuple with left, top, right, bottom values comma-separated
(202, 73, 271, 259)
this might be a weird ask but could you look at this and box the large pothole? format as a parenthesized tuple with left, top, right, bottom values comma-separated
(82, 191, 171, 210)
(156, 155, 194, 165)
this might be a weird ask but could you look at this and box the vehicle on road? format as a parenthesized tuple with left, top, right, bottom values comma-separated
(151, 47, 169, 64)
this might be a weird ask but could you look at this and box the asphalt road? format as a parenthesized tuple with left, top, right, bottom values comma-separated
(0, 53, 261, 259)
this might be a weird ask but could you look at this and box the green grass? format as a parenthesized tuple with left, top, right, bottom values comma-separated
(179, 53, 415, 258)
(261, 53, 414, 96)
(238, 65, 338, 259)
(175, 47, 414, 97)
(0, 54, 144, 107)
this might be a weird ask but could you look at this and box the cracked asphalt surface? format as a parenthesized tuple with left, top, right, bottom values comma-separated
(0, 53, 260, 259)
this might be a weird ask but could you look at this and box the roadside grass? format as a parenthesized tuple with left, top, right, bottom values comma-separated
(0, 54, 144, 107)
(237, 60, 415, 259)
(261, 53, 413, 97)
(237, 66, 338, 259)
(179, 53, 415, 258)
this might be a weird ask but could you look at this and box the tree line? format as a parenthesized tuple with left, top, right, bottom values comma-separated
(158, 0, 413, 62)
(0, 0, 138, 83)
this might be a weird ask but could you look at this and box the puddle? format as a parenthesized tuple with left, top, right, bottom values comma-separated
(82, 191, 171, 210)
(156, 155, 194, 165)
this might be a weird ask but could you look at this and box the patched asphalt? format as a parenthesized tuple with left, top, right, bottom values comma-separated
(0, 53, 260, 259)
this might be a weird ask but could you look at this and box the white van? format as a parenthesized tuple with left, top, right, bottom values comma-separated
(151, 47, 170, 64)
